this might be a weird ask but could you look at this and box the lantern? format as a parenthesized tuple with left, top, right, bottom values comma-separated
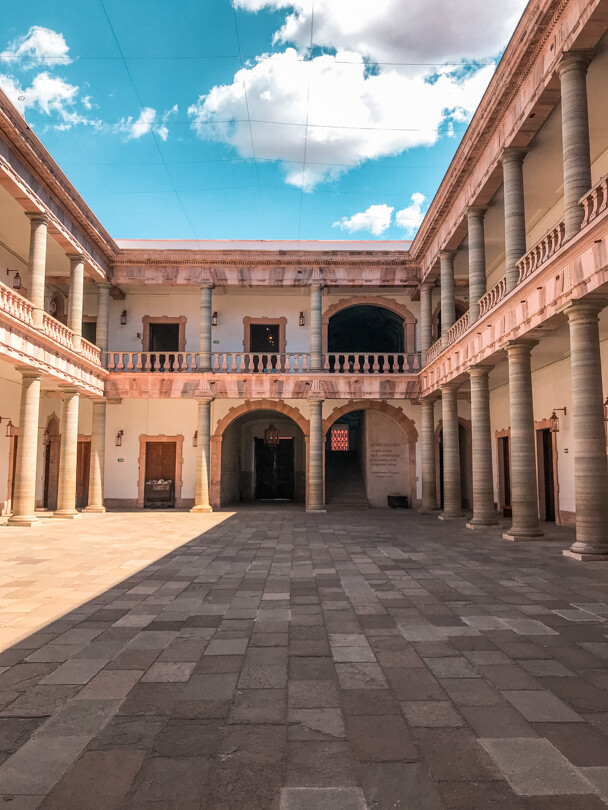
(0, 417, 15, 438)
(192, 430, 198, 447)
(120, 310, 127, 325)
(211, 311, 218, 327)
(299, 311, 305, 327)
(115, 429, 124, 446)
(264, 424, 280, 447)
(550, 407, 566, 433)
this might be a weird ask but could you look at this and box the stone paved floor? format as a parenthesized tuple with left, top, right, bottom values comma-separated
(0, 509, 608, 808)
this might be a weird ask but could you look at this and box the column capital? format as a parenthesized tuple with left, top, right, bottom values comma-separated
(468, 364, 494, 378)
(58, 385, 81, 395)
(309, 281, 324, 289)
(66, 252, 85, 264)
(307, 396, 324, 404)
(501, 147, 527, 165)
(505, 338, 538, 356)
(565, 298, 607, 324)
(96, 280, 111, 290)
(420, 282, 434, 292)
(199, 282, 214, 290)
(556, 50, 593, 76)
(25, 211, 48, 225)
(440, 381, 460, 395)
(467, 205, 487, 220)
(439, 249, 456, 262)
(195, 396, 214, 404)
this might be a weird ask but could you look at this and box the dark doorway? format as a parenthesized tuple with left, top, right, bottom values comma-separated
(325, 411, 368, 508)
(82, 321, 97, 345)
(250, 324, 280, 352)
(498, 436, 512, 518)
(43, 424, 61, 511)
(255, 437, 294, 500)
(328, 306, 404, 353)
(9, 434, 18, 511)
(144, 441, 177, 508)
(148, 323, 180, 351)
(76, 440, 91, 509)
(538, 428, 556, 522)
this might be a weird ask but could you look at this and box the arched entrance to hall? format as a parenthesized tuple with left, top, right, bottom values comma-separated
(324, 402, 418, 509)
(214, 405, 308, 507)
(43, 414, 60, 511)
(435, 419, 472, 511)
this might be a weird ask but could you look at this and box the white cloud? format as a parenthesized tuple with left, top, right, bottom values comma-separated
(333, 203, 394, 236)
(395, 192, 426, 236)
(234, 0, 527, 68)
(1, 26, 71, 69)
(188, 48, 494, 190)
(117, 105, 178, 141)
(0, 71, 94, 127)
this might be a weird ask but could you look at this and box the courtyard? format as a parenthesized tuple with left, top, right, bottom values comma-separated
(0, 510, 607, 808)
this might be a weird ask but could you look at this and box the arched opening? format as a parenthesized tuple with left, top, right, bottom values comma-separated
(328, 306, 405, 353)
(433, 300, 468, 343)
(43, 415, 60, 511)
(324, 402, 417, 509)
(219, 409, 306, 506)
(436, 420, 472, 510)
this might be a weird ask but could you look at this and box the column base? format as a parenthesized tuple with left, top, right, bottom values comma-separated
(563, 549, 608, 562)
(439, 512, 464, 521)
(53, 511, 81, 519)
(466, 518, 499, 530)
(418, 507, 440, 514)
(502, 529, 544, 542)
(7, 516, 38, 527)
(190, 505, 213, 513)
(306, 507, 327, 513)
(84, 505, 106, 513)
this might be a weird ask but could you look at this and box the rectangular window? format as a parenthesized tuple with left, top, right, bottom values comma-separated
(250, 323, 280, 353)
(331, 426, 349, 452)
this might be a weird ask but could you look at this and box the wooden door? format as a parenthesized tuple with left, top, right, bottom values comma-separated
(145, 442, 176, 482)
(76, 440, 91, 509)
(8, 435, 18, 513)
(43, 436, 60, 511)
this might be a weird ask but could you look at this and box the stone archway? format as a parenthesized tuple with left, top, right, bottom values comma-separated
(323, 296, 417, 354)
(211, 400, 309, 508)
(43, 414, 61, 511)
(324, 401, 418, 508)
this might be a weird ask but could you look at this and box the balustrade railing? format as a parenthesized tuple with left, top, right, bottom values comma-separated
(446, 311, 470, 347)
(0, 281, 34, 326)
(426, 340, 443, 364)
(80, 338, 102, 365)
(581, 174, 608, 229)
(324, 352, 420, 374)
(42, 312, 74, 350)
(478, 276, 507, 319)
(212, 352, 310, 373)
(517, 220, 565, 283)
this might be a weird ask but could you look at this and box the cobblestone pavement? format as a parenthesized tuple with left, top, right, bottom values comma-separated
(1, 508, 608, 808)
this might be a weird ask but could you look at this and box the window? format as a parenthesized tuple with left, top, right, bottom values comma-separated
(82, 320, 97, 345)
(331, 426, 349, 451)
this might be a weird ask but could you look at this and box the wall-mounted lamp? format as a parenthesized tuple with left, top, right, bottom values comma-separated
(264, 424, 280, 447)
(120, 310, 127, 326)
(192, 430, 198, 447)
(299, 311, 305, 327)
(0, 417, 14, 438)
(115, 429, 124, 447)
(211, 311, 218, 327)
(550, 407, 566, 433)
(6, 270, 21, 290)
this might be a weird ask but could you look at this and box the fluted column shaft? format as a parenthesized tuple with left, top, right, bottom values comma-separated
(467, 366, 498, 528)
(440, 251, 456, 346)
(27, 214, 48, 329)
(199, 285, 213, 372)
(504, 342, 542, 540)
(85, 400, 107, 513)
(310, 285, 323, 371)
(502, 149, 527, 293)
(191, 398, 213, 513)
(55, 389, 80, 517)
(67, 254, 85, 353)
(440, 383, 463, 519)
(564, 302, 608, 560)
(8, 370, 41, 527)
(420, 284, 433, 364)
(96, 282, 110, 363)
(307, 399, 325, 511)
(467, 207, 487, 323)
(420, 397, 438, 512)
(557, 53, 592, 240)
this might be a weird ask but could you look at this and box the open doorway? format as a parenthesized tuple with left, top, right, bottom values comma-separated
(76, 439, 91, 509)
(497, 434, 512, 518)
(537, 427, 557, 522)
(255, 437, 294, 500)
(325, 411, 367, 508)
(43, 416, 61, 511)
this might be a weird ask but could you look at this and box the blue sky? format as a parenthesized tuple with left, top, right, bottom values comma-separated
(0, 0, 527, 241)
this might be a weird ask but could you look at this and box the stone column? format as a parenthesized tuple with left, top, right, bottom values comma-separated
(440, 383, 463, 519)
(557, 53, 592, 240)
(85, 400, 107, 513)
(55, 388, 80, 518)
(467, 365, 499, 529)
(467, 207, 487, 323)
(191, 398, 213, 513)
(440, 251, 456, 346)
(199, 284, 213, 372)
(8, 370, 42, 527)
(96, 282, 111, 363)
(420, 284, 434, 364)
(502, 149, 527, 293)
(67, 254, 85, 352)
(307, 399, 325, 512)
(563, 301, 608, 560)
(503, 341, 543, 540)
(27, 213, 48, 329)
(419, 397, 438, 512)
(310, 284, 323, 372)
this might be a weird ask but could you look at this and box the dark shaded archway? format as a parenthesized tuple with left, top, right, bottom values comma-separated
(328, 305, 405, 353)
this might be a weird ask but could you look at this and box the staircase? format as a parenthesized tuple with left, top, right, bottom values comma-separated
(325, 451, 369, 509)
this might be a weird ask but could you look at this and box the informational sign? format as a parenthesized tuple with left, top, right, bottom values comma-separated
(369, 442, 403, 480)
